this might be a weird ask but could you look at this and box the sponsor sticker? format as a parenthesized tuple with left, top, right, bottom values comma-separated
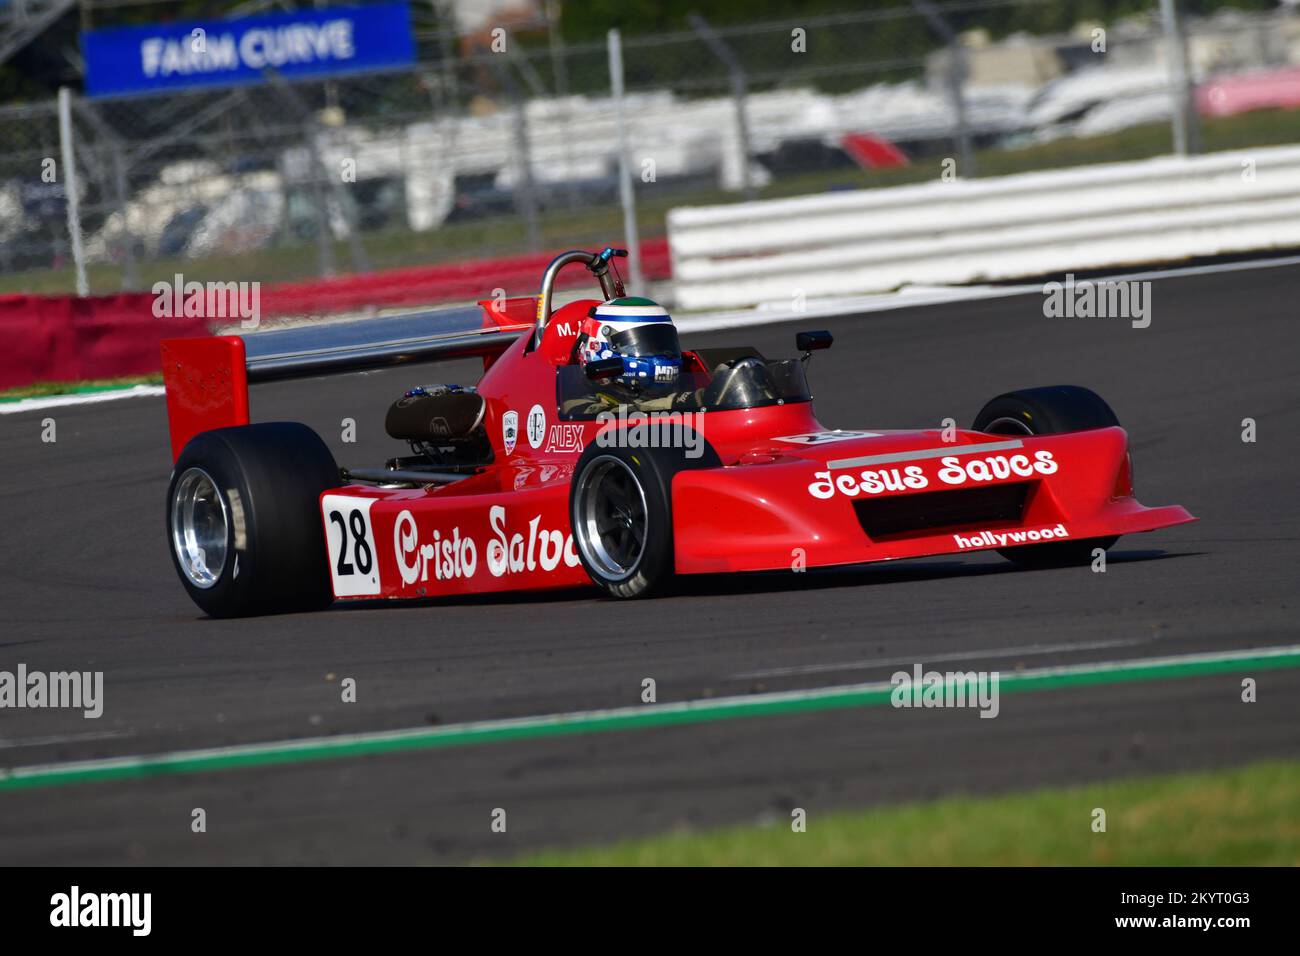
(545, 423, 584, 454)
(394, 505, 580, 585)
(526, 404, 546, 450)
(809, 450, 1060, 499)
(502, 410, 518, 455)
(954, 525, 1070, 549)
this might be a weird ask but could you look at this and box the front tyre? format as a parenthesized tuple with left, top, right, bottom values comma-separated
(569, 437, 719, 599)
(972, 384, 1119, 437)
(167, 422, 339, 617)
(972, 385, 1120, 567)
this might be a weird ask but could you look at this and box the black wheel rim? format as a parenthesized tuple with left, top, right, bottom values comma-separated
(982, 415, 1035, 436)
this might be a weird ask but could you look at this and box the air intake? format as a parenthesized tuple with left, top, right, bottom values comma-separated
(853, 483, 1031, 540)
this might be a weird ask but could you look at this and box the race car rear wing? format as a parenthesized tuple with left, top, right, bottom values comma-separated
(160, 297, 536, 462)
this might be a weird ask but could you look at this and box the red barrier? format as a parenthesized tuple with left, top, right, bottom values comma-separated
(260, 236, 672, 317)
(0, 238, 673, 390)
(0, 293, 208, 390)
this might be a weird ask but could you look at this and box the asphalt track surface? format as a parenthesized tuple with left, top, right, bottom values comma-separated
(2, 262, 1298, 864)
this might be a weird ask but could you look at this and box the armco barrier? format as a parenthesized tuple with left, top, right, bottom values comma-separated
(667, 145, 1300, 311)
(1, 238, 672, 390)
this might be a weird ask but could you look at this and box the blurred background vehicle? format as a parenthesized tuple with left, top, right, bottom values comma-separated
(0, 0, 1298, 298)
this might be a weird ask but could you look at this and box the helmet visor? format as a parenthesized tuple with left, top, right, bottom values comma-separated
(608, 323, 681, 359)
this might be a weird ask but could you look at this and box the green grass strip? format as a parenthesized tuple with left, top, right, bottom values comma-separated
(515, 758, 1300, 866)
(1, 646, 1296, 792)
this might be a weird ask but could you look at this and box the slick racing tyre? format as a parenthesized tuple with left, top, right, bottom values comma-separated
(167, 422, 339, 617)
(570, 437, 719, 599)
(972, 385, 1120, 568)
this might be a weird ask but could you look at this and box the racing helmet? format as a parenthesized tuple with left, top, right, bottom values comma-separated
(577, 297, 682, 391)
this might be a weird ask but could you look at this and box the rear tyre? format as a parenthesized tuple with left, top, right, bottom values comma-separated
(167, 422, 339, 617)
(972, 385, 1120, 567)
(570, 437, 719, 599)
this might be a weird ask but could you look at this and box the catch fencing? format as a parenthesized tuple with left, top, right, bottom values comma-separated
(0, 1, 1297, 300)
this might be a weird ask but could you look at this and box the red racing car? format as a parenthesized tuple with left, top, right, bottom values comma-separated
(161, 247, 1195, 617)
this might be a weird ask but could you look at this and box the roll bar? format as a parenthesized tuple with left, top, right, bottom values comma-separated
(533, 247, 627, 349)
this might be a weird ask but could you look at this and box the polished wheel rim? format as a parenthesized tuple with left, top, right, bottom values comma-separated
(171, 467, 229, 589)
(576, 457, 649, 581)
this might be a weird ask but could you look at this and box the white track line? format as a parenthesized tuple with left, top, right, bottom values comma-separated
(0, 384, 163, 415)
(0, 730, 127, 750)
(731, 637, 1151, 680)
(3, 644, 1297, 789)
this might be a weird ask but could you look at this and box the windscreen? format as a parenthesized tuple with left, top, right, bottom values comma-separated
(558, 355, 811, 420)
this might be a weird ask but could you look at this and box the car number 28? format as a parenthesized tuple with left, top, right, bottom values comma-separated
(322, 495, 381, 597)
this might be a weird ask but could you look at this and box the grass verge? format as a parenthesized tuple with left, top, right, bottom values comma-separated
(514, 759, 1300, 866)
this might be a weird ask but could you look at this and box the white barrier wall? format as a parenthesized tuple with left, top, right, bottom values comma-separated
(667, 145, 1300, 311)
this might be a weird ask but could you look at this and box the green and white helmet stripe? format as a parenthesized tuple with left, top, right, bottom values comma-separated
(592, 297, 672, 321)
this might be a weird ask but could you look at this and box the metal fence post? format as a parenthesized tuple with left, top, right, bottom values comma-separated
(607, 28, 644, 294)
(1159, 0, 1201, 156)
(687, 13, 756, 200)
(544, 0, 579, 209)
(56, 87, 88, 296)
(110, 144, 139, 290)
(266, 70, 369, 275)
(489, 56, 541, 254)
(71, 96, 138, 290)
(545, 0, 569, 97)
(308, 139, 338, 278)
(511, 95, 541, 253)
(912, 0, 975, 177)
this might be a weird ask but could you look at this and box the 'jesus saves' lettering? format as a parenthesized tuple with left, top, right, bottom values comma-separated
(808, 450, 1059, 500)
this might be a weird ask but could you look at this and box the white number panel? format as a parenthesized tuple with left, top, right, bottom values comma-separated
(322, 495, 381, 597)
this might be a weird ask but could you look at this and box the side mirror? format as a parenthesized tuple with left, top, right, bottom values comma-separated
(796, 330, 833, 353)
(585, 357, 624, 381)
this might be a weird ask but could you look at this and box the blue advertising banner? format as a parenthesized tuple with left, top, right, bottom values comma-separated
(82, 2, 415, 99)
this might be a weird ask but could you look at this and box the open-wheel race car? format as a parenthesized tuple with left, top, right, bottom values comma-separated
(161, 247, 1195, 617)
